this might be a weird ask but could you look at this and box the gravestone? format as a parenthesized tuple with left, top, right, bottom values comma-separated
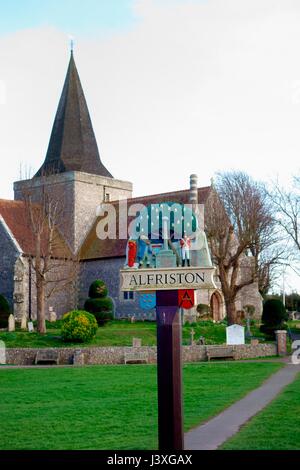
(246, 318, 251, 337)
(130, 315, 135, 323)
(190, 328, 195, 346)
(28, 321, 34, 332)
(226, 324, 245, 345)
(8, 314, 15, 332)
(0, 340, 6, 364)
(49, 307, 57, 322)
(20, 314, 27, 331)
(132, 338, 142, 348)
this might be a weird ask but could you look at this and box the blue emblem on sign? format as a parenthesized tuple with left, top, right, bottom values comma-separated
(139, 292, 156, 310)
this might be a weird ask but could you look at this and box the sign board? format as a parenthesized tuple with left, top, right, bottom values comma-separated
(226, 324, 245, 345)
(120, 267, 216, 292)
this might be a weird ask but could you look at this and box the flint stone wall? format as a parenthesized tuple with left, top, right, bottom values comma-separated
(5, 343, 277, 366)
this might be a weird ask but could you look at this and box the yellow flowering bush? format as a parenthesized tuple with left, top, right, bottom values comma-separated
(61, 310, 98, 343)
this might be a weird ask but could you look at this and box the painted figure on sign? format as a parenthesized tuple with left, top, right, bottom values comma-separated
(180, 232, 191, 267)
(126, 239, 138, 268)
(138, 235, 153, 268)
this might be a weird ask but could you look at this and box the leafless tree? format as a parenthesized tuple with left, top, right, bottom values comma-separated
(20, 182, 79, 334)
(269, 177, 300, 253)
(205, 171, 280, 324)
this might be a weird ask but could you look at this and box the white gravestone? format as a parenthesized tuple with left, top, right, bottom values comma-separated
(49, 311, 57, 323)
(226, 324, 245, 345)
(21, 314, 27, 330)
(28, 321, 34, 332)
(8, 314, 15, 332)
(0, 340, 6, 364)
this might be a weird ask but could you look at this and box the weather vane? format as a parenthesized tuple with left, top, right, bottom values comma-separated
(69, 35, 75, 53)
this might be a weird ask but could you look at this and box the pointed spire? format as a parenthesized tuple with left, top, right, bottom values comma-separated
(35, 52, 113, 178)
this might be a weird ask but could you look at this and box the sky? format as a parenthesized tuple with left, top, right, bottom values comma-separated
(0, 0, 299, 292)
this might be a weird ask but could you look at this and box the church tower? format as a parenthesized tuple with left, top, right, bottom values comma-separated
(14, 52, 132, 252)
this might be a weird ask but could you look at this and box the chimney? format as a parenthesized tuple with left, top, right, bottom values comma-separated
(189, 174, 198, 209)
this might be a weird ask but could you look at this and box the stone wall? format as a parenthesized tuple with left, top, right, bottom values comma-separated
(80, 258, 156, 319)
(5, 343, 277, 366)
(14, 172, 132, 253)
(13, 256, 77, 321)
(0, 221, 20, 309)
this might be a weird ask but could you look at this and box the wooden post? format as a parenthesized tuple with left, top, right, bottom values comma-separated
(156, 290, 184, 450)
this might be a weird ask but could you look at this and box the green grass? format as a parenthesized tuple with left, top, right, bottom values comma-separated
(221, 371, 300, 450)
(0, 362, 282, 450)
(0, 319, 270, 348)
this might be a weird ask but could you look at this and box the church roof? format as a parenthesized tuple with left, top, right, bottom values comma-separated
(0, 199, 71, 258)
(79, 186, 212, 260)
(35, 52, 112, 178)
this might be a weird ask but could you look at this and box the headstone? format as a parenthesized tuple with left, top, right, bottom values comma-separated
(49, 310, 57, 323)
(0, 340, 6, 364)
(8, 314, 15, 332)
(197, 336, 205, 345)
(21, 314, 27, 330)
(226, 324, 245, 345)
(132, 338, 142, 348)
(246, 318, 251, 337)
(28, 321, 34, 332)
(130, 315, 135, 323)
(190, 328, 195, 346)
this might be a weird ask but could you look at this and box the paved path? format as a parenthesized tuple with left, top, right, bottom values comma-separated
(185, 362, 300, 450)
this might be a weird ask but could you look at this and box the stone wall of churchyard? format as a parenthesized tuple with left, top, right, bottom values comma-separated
(5, 343, 277, 366)
(0, 223, 20, 309)
(80, 258, 156, 320)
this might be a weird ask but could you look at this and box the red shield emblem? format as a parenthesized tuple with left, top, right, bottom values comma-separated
(178, 290, 195, 309)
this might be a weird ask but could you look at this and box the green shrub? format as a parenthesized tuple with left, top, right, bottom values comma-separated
(85, 280, 115, 326)
(196, 304, 211, 319)
(260, 299, 288, 339)
(84, 298, 114, 325)
(89, 280, 108, 299)
(0, 294, 11, 328)
(61, 310, 98, 343)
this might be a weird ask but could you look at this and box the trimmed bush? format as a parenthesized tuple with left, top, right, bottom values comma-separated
(89, 280, 108, 299)
(196, 304, 211, 320)
(61, 310, 98, 343)
(84, 298, 114, 325)
(260, 299, 288, 339)
(84, 280, 115, 326)
(0, 294, 10, 328)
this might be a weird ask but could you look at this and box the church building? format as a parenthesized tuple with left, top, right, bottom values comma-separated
(0, 53, 263, 322)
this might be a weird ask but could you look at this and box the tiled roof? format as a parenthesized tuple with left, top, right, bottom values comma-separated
(35, 52, 112, 179)
(0, 199, 71, 258)
(79, 186, 212, 260)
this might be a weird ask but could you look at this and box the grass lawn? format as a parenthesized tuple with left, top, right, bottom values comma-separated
(221, 371, 300, 450)
(0, 319, 267, 348)
(0, 362, 282, 450)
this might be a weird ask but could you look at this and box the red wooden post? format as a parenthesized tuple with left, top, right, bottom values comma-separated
(156, 291, 184, 450)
